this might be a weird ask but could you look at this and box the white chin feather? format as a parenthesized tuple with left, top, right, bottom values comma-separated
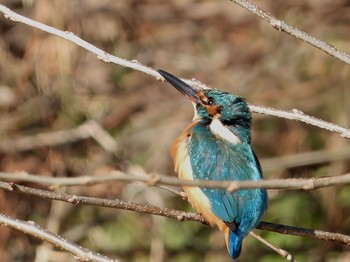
(192, 102, 201, 121)
(191, 105, 241, 144)
(209, 117, 241, 144)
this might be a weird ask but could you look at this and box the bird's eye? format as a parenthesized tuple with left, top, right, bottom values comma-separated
(207, 98, 214, 105)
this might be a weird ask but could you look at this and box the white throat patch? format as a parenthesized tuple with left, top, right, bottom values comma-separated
(209, 116, 241, 144)
(191, 102, 200, 121)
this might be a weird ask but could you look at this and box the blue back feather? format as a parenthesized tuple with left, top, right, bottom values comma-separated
(189, 122, 268, 258)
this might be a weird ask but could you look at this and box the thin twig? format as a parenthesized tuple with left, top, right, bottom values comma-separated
(250, 231, 296, 261)
(0, 120, 118, 153)
(1, 171, 350, 192)
(261, 146, 350, 172)
(0, 4, 349, 139)
(0, 181, 349, 246)
(0, 181, 207, 223)
(230, 0, 350, 65)
(258, 221, 350, 246)
(0, 213, 117, 262)
(0, 5, 158, 78)
(250, 106, 350, 139)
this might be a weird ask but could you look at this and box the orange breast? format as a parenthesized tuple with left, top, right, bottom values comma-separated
(171, 122, 229, 234)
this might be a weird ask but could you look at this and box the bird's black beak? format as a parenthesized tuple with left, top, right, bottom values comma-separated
(157, 69, 201, 104)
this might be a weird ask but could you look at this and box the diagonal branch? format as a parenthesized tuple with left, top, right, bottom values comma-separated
(0, 213, 117, 262)
(0, 4, 349, 139)
(230, 0, 350, 65)
(250, 231, 296, 261)
(250, 106, 350, 139)
(0, 181, 207, 223)
(0, 181, 349, 246)
(1, 171, 350, 192)
(0, 5, 157, 78)
(0, 120, 118, 153)
(261, 146, 350, 172)
(258, 221, 350, 246)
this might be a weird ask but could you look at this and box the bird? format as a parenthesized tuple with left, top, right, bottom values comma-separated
(157, 69, 268, 259)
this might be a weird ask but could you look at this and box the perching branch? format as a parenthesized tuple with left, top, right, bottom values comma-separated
(230, 0, 350, 65)
(1, 171, 350, 192)
(258, 221, 350, 246)
(0, 4, 349, 139)
(1, 181, 350, 246)
(0, 213, 117, 262)
(0, 181, 207, 223)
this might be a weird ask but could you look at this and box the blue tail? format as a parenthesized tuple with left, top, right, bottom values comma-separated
(227, 230, 243, 259)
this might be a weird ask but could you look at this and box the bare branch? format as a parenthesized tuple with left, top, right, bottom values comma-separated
(0, 5, 158, 79)
(0, 181, 349, 246)
(230, 0, 350, 65)
(0, 213, 117, 262)
(250, 231, 296, 261)
(1, 171, 350, 192)
(0, 181, 207, 223)
(257, 221, 350, 246)
(0, 120, 118, 153)
(0, 4, 349, 140)
(261, 146, 350, 172)
(250, 106, 350, 139)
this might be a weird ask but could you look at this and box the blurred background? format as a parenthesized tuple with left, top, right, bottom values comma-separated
(0, 0, 349, 261)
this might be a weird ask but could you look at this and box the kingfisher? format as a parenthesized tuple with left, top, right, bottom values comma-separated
(158, 69, 268, 259)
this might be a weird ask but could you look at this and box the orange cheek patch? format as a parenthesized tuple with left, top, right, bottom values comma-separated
(206, 105, 222, 116)
(198, 91, 207, 101)
(198, 91, 222, 116)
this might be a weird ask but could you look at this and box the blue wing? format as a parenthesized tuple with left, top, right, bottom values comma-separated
(189, 124, 268, 233)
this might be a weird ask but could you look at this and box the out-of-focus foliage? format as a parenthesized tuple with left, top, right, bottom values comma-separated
(0, 0, 349, 261)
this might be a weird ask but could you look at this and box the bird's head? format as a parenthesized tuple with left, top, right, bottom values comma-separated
(158, 69, 252, 143)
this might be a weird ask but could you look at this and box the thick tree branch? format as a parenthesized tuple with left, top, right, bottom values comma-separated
(0, 181, 349, 246)
(1, 171, 350, 192)
(231, 0, 350, 65)
(0, 213, 117, 262)
(0, 4, 349, 139)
